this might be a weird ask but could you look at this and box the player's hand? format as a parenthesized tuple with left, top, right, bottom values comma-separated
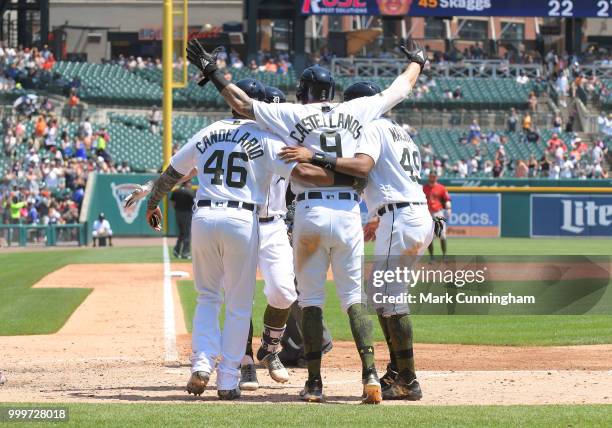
(124, 181, 153, 209)
(186, 40, 221, 86)
(399, 40, 427, 71)
(433, 216, 446, 239)
(363, 217, 380, 242)
(146, 207, 163, 232)
(279, 146, 313, 163)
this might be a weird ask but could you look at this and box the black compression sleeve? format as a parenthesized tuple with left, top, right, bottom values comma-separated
(209, 69, 229, 92)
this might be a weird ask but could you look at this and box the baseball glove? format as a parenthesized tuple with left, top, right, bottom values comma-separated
(399, 40, 427, 71)
(433, 216, 446, 238)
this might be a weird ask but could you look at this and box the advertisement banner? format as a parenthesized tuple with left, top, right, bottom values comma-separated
(531, 195, 612, 237)
(301, 0, 609, 18)
(447, 193, 501, 238)
(86, 173, 178, 238)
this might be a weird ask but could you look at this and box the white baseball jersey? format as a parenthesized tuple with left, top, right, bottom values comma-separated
(260, 175, 288, 218)
(170, 118, 295, 204)
(355, 118, 427, 215)
(252, 94, 396, 195)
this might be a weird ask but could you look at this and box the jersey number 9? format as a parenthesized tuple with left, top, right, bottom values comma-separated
(202, 150, 248, 188)
(319, 131, 343, 157)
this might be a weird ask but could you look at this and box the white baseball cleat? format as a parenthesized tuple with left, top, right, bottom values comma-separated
(239, 364, 259, 391)
(260, 352, 289, 383)
(0, 371, 6, 386)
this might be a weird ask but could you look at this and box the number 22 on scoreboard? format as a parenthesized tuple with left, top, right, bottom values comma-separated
(548, 0, 573, 16)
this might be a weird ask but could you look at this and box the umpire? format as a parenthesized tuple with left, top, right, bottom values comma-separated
(170, 180, 195, 259)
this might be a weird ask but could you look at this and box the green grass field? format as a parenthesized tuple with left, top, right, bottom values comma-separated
(1, 404, 611, 427)
(2, 238, 611, 343)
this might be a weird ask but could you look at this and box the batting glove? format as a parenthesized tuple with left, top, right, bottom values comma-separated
(124, 181, 153, 209)
(186, 39, 222, 86)
(433, 216, 446, 238)
(399, 40, 427, 72)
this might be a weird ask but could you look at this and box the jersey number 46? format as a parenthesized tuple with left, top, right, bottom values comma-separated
(202, 149, 247, 188)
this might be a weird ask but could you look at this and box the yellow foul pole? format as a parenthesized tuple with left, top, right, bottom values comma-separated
(162, 0, 173, 231)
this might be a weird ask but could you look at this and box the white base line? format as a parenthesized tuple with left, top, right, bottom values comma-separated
(163, 237, 178, 364)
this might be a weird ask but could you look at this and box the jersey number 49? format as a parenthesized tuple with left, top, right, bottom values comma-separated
(400, 148, 421, 182)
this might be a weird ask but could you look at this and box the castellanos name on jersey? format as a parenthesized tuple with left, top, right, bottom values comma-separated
(170, 118, 295, 205)
(252, 95, 391, 194)
(356, 118, 427, 213)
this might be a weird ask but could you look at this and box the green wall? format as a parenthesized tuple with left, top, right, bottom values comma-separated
(85, 173, 178, 240)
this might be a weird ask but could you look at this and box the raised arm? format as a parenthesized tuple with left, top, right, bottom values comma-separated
(377, 42, 427, 114)
(186, 39, 254, 119)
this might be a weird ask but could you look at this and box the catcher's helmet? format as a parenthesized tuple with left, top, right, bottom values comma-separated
(296, 65, 335, 103)
(264, 86, 286, 104)
(235, 78, 266, 101)
(343, 81, 382, 102)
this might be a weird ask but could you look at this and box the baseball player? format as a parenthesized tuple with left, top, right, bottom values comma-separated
(239, 86, 296, 391)
(186, 38, 428, 403)
(140, 79, 353, 400)
(423, 171, 451, 261)
(279, 80, 445, 400)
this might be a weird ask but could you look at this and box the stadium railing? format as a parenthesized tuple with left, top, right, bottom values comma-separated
(0, 224, 86, 247)
(330, 58, 544, 78)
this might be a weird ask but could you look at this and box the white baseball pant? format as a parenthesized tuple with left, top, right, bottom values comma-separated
(293, 194, 363, 312)
(258, 217, 296, 309)
(374, 204, 434, 316)
(190, 206, 259, 390)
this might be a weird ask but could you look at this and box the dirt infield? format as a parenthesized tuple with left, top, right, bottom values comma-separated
(0, 263, 611, 405)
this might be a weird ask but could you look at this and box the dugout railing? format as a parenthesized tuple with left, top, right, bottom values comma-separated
(0, 223, 87, 247)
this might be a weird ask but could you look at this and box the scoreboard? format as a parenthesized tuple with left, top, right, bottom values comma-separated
(300, 0, 612, 18)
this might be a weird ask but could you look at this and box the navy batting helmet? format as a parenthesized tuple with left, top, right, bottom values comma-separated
(264, 86, 286, 104)
(296, 65, 335, 103)
(343, 81, 382, 102)
(235, 78, 266, 101)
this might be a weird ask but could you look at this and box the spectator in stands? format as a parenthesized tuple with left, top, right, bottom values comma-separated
(552, 114, 563, 133)
(507, 108, 518, 132)
(522, 112, 532, 133)
(516, 70, 529, 85)
(597, 111, 607, 135)
(467, 119, 481, 144)
(92, 212, 113, 247)
(528, 154, 539, 177)
(149, 106, 161, 134)
(547, 133, 566, 154)
(452, 86, 462, 99)
(525, 127, 540, 144)
(229, 50, 244, 69)
(528, 91, 538, 112)
(539, 155, 551, 177)
(492, 159, 503, 177)
(515, 159, 528, 178)
(560, 154, 574, 178)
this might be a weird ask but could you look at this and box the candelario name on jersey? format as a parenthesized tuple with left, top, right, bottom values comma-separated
(289, 112, 363, 144)
(195, 129, 264, 160)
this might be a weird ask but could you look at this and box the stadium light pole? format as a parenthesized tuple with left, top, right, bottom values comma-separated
(162, 0, 173, 232)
